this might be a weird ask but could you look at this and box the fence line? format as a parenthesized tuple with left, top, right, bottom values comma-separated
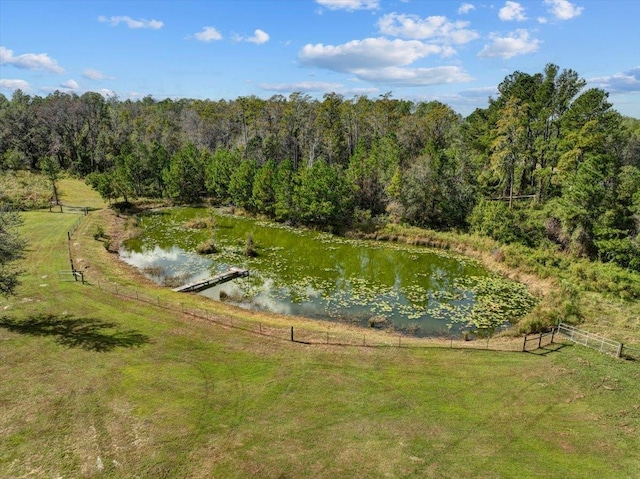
(92, 278, 546, 352)
(522, 329, 555, 352)
(61, 207, 587, 355)
(50, 202, 90, 216)
(70, 267, 640, 357)
(61, 205, 89, 281)
(556, 322, 638, 360)
(90, 275, 639, 358)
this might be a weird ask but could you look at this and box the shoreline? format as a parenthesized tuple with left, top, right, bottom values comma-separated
(93, 204, 546, 338)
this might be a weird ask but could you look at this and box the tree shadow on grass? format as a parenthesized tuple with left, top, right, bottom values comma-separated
(0, 314, 151, 352)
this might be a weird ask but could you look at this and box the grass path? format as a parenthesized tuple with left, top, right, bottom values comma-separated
(1, 180, 638, 478)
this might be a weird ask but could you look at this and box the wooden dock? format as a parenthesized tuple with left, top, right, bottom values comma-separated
(172, 267, 249, 293)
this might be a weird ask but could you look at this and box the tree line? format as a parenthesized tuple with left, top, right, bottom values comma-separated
(1, 64, 639, 271)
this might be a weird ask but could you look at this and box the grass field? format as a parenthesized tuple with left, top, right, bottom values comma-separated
(1, 180, 639, 478)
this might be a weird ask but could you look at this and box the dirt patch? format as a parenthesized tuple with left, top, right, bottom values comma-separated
(103, 212, 141, 253)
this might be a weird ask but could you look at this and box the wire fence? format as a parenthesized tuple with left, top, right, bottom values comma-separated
(522, 329, 555, 352)
(49, 202, 90, 216)
(69, 215, 84, 236)
(92, 278, 543, 352)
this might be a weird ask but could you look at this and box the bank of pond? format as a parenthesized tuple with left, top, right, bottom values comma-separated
(119, 208, 538, 337)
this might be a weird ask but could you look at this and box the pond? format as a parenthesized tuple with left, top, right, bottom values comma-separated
(119, 208, 537, 336)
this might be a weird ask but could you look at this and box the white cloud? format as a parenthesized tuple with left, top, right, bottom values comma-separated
(315, 0, 379, 11)
(0, 46, 64, 73)
(478, 29, 540, 59)
(241, 29, 270, 45)
(0, 78, 31, 91)
(60, 79, 79, 89)
(258, 81, 344, 92)
(458, 3, 476, 14)
(590, 67, 640, 93)
(0, 47, 11, 63)
(98, 15, 163, 29)
(352, 65, 474, 86)
(378, 13, 479, 44)
(97, 88, 117, 98)
(82, 68, 106, 80)
(195, 26, 223, 42)
(499, 2, 527, 21)
(298, 37, 471, 86)
(544, 0, 583, 20)
(259, 81, 379, 98)
(299, 37, 449, 73)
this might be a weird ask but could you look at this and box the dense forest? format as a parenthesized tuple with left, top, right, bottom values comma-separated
(2, 64, 639, 272)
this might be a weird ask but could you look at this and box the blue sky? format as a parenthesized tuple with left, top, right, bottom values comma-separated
(1, 0, 638, 117)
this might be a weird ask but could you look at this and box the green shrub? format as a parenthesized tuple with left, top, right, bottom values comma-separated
(93, 225, 106, 240)
(595, 237, 640, 272)
(196, 238, 217, 255)
(0, 170, 52, 210)
(468, 200, 542, 247)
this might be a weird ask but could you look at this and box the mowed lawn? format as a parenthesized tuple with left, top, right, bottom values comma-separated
(1, 182, 639, 478)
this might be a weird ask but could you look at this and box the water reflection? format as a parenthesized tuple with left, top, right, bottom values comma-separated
(120, 209, 498, 335)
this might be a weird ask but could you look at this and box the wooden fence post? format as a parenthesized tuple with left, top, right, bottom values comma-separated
(290, 326, 294, 342)
(538, 332, 543, 349)
(617, 343, 624, 358)
(522, 335, 527, 352)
